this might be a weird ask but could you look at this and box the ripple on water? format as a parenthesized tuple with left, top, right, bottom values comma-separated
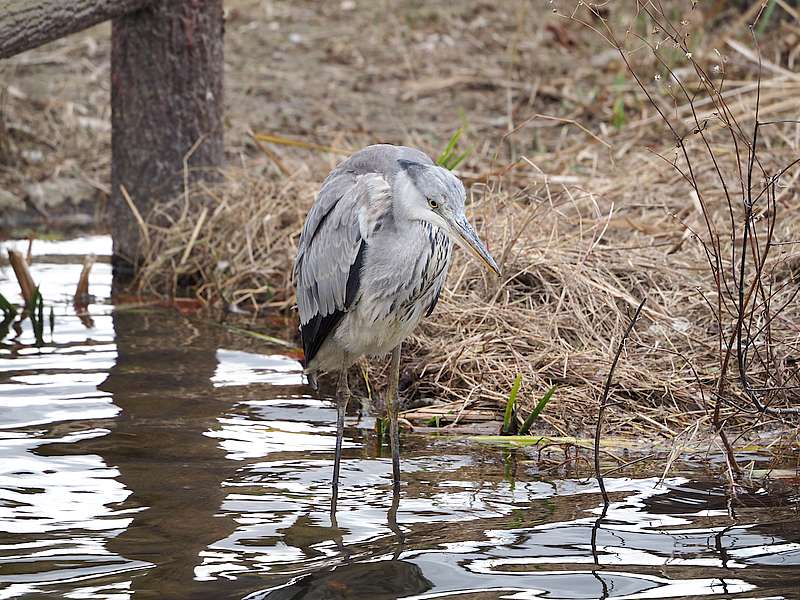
(1, 236, 799, 600)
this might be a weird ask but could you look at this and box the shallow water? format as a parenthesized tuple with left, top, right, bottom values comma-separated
(1, 237, 799, 600)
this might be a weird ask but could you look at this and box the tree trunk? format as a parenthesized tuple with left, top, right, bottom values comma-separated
(110, 0, 224, 275)
(0, 0, 153, 59)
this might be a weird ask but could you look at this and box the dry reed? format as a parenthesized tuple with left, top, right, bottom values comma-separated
(5, 0, 796, 447)
(135, 112, 800, 442)
(136, 0, 800, 445)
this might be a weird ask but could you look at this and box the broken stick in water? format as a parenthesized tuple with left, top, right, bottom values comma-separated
(7, 250, 36, 306)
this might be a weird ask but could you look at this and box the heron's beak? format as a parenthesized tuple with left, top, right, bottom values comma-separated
(446, 213, 501, 276)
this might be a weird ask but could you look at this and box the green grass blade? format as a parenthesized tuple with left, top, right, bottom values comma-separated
(436, 128, 463, 168)
(447, 149, 470, 171)
(755, 0, 777, 35)
(0, 292, 16, 342)
(425, 415, 442, 428)
(519, 385, 557, 435)
(611, 97, 626, 130)
(443, 129, 461, 158)
(34, 289, 45, 346)
(225, 325, 292, 347)
(502, 373, 523, 434)
(0, 292, 18, 320)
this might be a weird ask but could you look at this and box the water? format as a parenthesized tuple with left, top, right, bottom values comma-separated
(1, 237, 798, 600)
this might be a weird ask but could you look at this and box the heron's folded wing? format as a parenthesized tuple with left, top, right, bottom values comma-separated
(294, 172, 387, 365)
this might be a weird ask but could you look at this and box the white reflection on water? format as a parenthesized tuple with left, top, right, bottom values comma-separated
(200, 396, 800, 600)
(2, 236, 799, 600)
(0, 429, 149, 599)
(0, 430, 132, 534)
(2, 263, 113, 314)
(0, 237, 148, 598)
(2, 236, 112, 258)
(401, 576, 755, 600)
(212, 349, 303, 387)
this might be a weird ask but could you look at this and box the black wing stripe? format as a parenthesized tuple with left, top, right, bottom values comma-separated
(425, 287, 441, 317)
(302, 241, 366, 367)
(301, 311, 345, 368)
(345, 241, 366, 309)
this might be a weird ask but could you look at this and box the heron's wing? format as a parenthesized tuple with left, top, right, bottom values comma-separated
(294, 172, 390, 367)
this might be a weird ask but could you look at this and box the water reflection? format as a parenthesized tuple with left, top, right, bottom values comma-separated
(251, 560, 433, 600)
(93, 309, 240, 598)
(0, 240, 140, 598)
(1, 237, 799, 600)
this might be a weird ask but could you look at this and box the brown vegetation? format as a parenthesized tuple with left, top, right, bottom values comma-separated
(3, 1, 799, 452)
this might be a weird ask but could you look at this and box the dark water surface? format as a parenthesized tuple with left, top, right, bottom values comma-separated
(1, 237, 799, 600)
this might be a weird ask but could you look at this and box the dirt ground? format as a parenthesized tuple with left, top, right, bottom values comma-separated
(0, 0, 699, 224)
(2, 0, 559, 225)
(2, 1, 799, 454)
(3, 1, 797, 222)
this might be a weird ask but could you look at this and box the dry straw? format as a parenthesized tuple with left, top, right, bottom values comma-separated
(135, 135, 799, 443)
(135, 1, 799, 450)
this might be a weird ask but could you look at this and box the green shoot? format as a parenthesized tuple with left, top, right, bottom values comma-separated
(425, 415, 442, 428)
(376, 417, 388, 445)
(519, 385, 557, 435)
(755, 0, 777, 35)
(436, 128, 470, 171)
(26, 287, 45, 347)
(0, 292, 18, 341)
(502, 373, 523, 434)
(611, 97, 626, 130)
(611, 73, 626, 130)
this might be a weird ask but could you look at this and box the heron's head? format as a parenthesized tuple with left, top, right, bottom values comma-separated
(395, 159, 500, 276)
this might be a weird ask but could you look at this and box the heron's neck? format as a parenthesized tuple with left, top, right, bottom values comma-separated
(391, 175, 428, 229)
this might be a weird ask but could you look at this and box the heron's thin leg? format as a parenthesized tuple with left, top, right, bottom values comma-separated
(385, 343, 402, 490)
(387, 477, 405, 556)
(331, 368, 350, 514)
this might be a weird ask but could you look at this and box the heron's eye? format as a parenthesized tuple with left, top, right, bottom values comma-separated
(427, 198, 439, 210)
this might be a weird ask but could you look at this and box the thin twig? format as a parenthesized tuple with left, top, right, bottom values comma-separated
(595, 297, 647, 506)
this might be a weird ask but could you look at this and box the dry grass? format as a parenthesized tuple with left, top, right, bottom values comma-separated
(132, 1, 800, 446)
(3, 1, 799, 446)
(137, 171, 311, 311)
(135, 110, 800, 443)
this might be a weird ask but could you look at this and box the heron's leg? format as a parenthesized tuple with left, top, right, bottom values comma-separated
(385, 343, 402, 490)
(387, 476, 405, 555)
(331, 368, 350, 514)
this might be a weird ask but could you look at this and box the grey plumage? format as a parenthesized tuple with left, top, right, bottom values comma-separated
(293, 143, 500, 507)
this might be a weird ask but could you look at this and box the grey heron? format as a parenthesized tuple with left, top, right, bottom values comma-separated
(293, 144, 500, 506)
